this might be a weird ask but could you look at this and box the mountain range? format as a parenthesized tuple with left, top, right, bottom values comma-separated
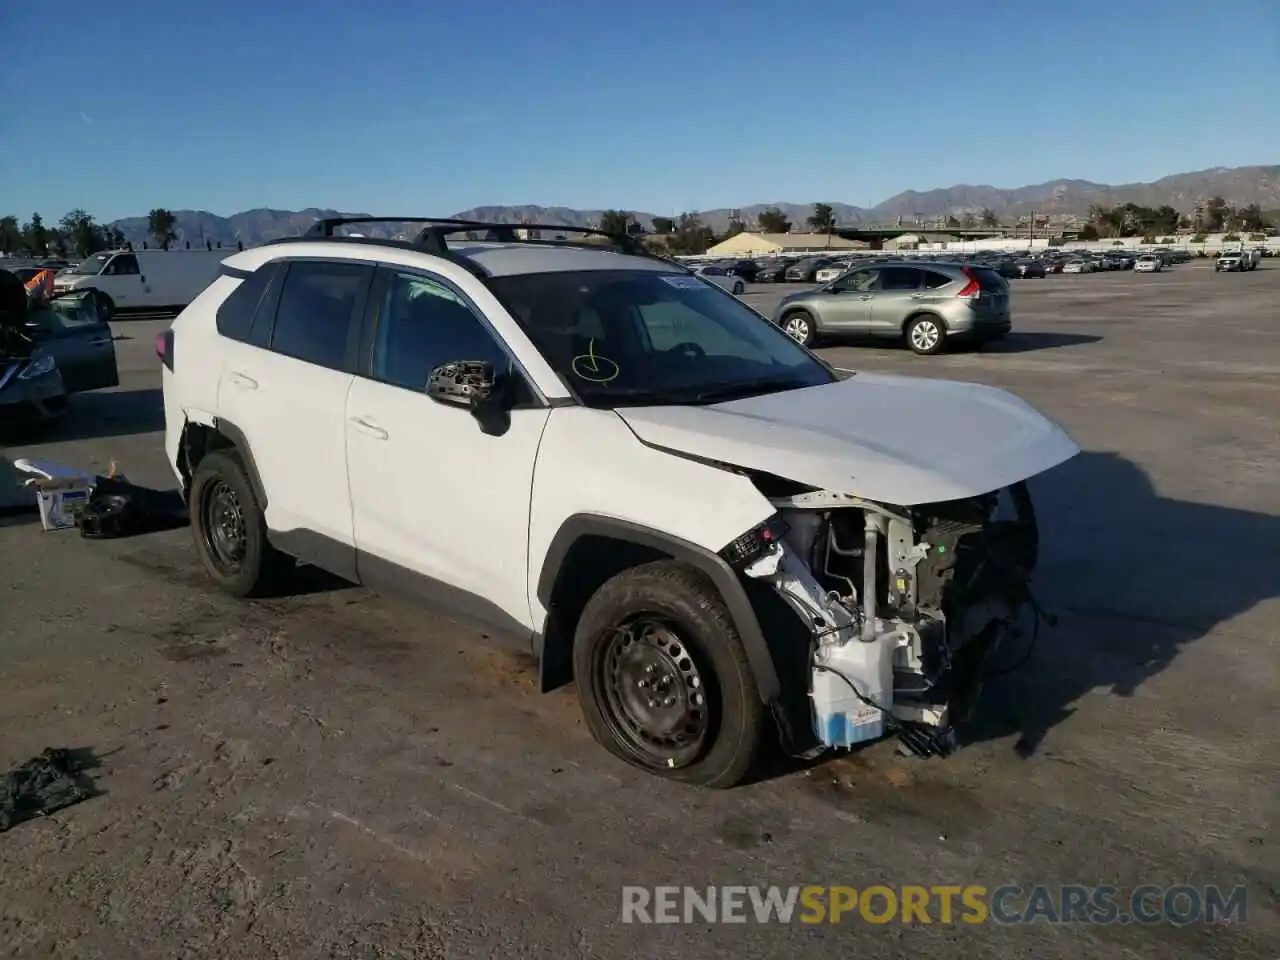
(103, 164, 1279, 247)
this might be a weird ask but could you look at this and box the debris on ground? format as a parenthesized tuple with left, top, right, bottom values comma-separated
(77, 475, 189, 539)
(0, 748, 98, 832)
(10, 458, 188, 537)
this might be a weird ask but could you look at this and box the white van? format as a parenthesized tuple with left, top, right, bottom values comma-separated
(53, 248, 233, 313)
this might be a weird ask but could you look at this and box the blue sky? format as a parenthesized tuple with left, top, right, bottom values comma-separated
(1, 0, 1276, 223)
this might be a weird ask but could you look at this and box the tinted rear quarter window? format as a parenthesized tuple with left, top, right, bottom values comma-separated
(216, 263, 280, 342)
(270, 261, 372, 371)
(879, 267, 921, 291)
(922, 270, 953, 289)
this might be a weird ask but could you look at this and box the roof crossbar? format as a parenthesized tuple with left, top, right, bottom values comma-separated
(303, 216, 652, 258)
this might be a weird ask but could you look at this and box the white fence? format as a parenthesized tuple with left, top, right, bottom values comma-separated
(678, 233, 1278, 263)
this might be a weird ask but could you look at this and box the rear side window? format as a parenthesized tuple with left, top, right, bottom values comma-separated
(879, 267, 921, 291)
(270, 261, 372, 371)
(922, 271, 953, 289)
(216, 263, 279, 342)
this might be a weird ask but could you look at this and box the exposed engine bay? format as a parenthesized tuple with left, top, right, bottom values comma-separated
(726, 483, 1045, 758)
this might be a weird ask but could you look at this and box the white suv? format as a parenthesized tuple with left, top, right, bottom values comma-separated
(159, 217, 1079, 787)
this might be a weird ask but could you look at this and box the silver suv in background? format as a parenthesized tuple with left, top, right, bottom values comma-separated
(771, 261, 1011, 354)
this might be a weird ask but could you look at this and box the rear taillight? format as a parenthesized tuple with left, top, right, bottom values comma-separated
(156, 329, 174, 371)
(957, 267, 980, 298)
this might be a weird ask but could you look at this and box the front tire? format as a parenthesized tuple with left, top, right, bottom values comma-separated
(189, 450, 294, 597)
(906, 314, 946, 355)
(781, 309, 816, 347)
(573, 561, 765, 788)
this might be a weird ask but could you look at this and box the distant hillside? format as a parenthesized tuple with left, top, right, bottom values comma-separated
(102, 164, 1279, 246)
(871, 165, 1280, 220)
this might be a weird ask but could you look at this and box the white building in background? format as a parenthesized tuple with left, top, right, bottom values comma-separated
(706, 231, 869, 257)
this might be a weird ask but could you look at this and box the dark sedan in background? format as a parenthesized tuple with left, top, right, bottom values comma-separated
(754, 258, 798, 282)
(0, 272, 119, 428)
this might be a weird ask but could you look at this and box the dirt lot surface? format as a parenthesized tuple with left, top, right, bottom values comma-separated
(2, 261, 1277, 958)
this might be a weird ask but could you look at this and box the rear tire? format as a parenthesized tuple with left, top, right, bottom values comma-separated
(573, 561, 765, 788)
(906, 315, 946, 355)
(781, 309, 816, 347)
(189, 450, 294, 598)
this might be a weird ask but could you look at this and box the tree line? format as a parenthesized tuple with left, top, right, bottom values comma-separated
(1079, 197, 1272, 241)
(598, 203, 846, 256)
(0, 209, 181, 259)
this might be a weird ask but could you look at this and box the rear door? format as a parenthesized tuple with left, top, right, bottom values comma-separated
(214, 258, 372, 578)
(31, 292, 119, 392)
(867, 266, 924, 332)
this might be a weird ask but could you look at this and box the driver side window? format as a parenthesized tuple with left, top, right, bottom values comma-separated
(106, 254, 140, 276)
(370, 270, 512, 393)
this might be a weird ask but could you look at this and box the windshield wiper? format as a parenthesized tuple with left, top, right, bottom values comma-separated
(691, 377, 808, 404)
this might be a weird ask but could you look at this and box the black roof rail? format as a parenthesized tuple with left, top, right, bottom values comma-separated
(256, 235, 493, 279)
(303, 216, 663, 261)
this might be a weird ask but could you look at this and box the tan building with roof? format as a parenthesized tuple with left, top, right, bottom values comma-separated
(705, 232, 870, 257)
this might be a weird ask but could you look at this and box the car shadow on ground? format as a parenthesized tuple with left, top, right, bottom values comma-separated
(821, 332, 1101, 355)
(971, 332, 1102, 353)
(963, 449, 1280, 756)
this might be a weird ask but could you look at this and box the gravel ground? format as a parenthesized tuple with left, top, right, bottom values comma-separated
(1, 261, 1277, 958)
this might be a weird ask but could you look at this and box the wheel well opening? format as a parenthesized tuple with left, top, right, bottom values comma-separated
(539, 535, 671, 692)
(178, 421, 235, 497)
(902, 311, 942, 334)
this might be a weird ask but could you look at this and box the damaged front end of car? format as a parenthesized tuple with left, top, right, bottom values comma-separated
(722, 480, 1050, 759)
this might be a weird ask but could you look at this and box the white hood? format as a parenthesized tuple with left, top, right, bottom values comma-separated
(615, 373, 1080, 505)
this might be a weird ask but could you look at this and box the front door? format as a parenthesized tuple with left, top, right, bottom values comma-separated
(820, 268, 878, 331)
(345, 267, 550, 635)
(99, 253, 148, 308)
(30, 292, 119, 392)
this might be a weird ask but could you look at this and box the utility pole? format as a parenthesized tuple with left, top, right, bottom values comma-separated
(1030, 209, 1036, 247)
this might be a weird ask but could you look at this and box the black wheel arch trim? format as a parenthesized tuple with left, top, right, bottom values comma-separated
(536, 514, 781, 703)
(193, 416, 270, 510)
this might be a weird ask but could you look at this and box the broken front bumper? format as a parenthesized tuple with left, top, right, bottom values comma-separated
(728, 485, 1041, 758)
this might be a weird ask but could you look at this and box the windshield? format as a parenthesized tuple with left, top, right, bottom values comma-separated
(73, 254, 112, 275)
(488, 269, 836, 408)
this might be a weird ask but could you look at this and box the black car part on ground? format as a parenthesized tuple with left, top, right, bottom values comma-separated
(0, 748, 97, 832)
(76, 475, 190, 539)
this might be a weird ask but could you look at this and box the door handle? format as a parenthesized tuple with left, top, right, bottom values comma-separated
(89, 337, 112, 346)
(856, 295, 872, 300)
(349, 416, 389, 440)
(228, 371, 259, 390)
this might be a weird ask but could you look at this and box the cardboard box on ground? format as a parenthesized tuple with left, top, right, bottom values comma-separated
(13, 458, 120, 532)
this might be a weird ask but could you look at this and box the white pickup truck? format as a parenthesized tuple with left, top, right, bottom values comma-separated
(1214, 249, 1256, 272)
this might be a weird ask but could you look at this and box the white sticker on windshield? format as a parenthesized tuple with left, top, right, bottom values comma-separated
(659, 274, 706, 289)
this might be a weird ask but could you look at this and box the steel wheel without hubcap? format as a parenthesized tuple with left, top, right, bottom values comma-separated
(200, 480, 246, 574)
(784, 313, 812, 345)
(596, 616, 709, 769)
(908, 316, 944, 354)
